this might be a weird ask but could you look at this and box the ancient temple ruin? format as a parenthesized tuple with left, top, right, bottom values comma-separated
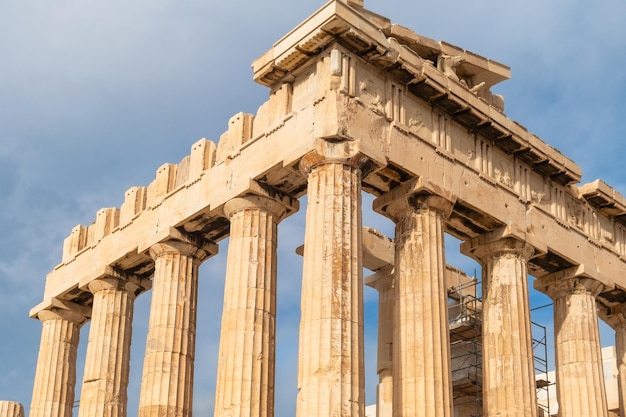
(3, 0, 626, 416)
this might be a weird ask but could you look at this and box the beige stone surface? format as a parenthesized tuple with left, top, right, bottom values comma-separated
(30, 305, 87, 417)
(536, 341, 619, 416)
(536, 273, 609, 417)
(296, 140, 366, 417)
(462, 235, 537, 417)
(0, 401, 24, 417)
(213, 194, 297, 417)
(138, 239, 216, 417)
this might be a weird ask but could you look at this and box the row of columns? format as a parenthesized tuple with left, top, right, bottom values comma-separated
(27, 238, 216, 417)
(366, 229, 618, 416)
(25, 138, 623, 417)
(368, 229, 617, 416)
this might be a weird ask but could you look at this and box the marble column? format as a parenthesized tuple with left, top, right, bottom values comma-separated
(536, 272, 609, 417)
(462, 235, 537, 417)
(138, 238, 216, 417)
(78, 271, 149, 417)
(214, 194, 296, 417)
(374, 182, 455, 417)
(365, 266, 394, 417)
(606, 306, 626, 417)
(296, 140, 368, 417)
(0, 401, 24, 417)
(30, 303, 88, 417)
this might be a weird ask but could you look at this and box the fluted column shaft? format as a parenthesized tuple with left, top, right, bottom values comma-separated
(365, 267, 394, 417)
(380, 192, 454, 417)
(0, 401, 24, 417)
(138, 239, 214, 417)
(78, 274, 146, 417)
(463, 237, 537, 417)
(296, 141, 367, 417)
(30, 306, 87, 417)
(606, 312, 626, 417)
(538, 275, 608, 417)
(214, 196, 293, 417)
(617, 323, 626, 417)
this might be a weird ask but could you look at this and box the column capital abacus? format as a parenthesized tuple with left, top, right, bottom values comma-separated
(373, 177, 456, 221)
(149, 229, 218, 264)
(85, 267, 152, 298)
(223, 182, 299, 222)
(461, 230, 534, 265)
(36, 299, 89, 327)
(299, 138, 377, 176)
(534, 267, 605, 301)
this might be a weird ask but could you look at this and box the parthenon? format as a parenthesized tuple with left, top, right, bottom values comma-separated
(2, 0, 626, 416)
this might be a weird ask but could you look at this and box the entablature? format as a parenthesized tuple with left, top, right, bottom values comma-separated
(32, 0, 626, 324)
(580, 179, 626, 222)
(253, 1, 581, 189)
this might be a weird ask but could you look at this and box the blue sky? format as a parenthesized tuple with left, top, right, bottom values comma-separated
(1, 0, 625, 415)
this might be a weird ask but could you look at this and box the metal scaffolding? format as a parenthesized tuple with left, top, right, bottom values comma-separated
(448, 278, 552, 417)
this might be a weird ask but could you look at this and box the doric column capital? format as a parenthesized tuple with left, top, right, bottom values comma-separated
(534, 268, 604, 301)
(222, 180, 299, 222)
(36, 300, 89, 327)
(299, 138, 375, 175)
(86, 266, 152, 297)
(149, 237, 217, 264)
(373, 177, 456, 221)
(462, 234, 534, 265)
(224, 195, 295, 222)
